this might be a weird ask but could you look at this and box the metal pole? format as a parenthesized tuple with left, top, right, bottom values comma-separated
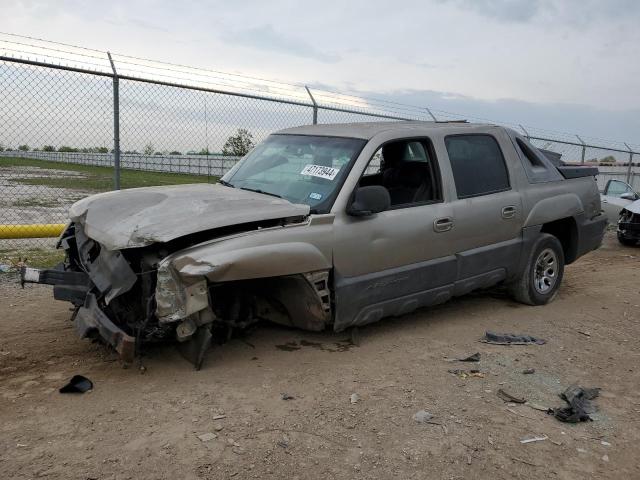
(305, 86, 318, 124)
(425, 107, 437, 122)
(624, 143, 633, 185)
(576, 135, 586, 164)
(107, 52, 121, 190)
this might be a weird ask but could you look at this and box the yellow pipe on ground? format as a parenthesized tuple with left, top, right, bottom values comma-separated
(0, 223, 67, 239)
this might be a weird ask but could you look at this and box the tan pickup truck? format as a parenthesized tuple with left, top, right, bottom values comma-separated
(24, 121, 607, 368)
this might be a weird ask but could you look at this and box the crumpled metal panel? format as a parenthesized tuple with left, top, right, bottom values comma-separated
(69, 183, 310, 250)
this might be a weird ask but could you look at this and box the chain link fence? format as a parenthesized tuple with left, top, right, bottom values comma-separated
(1, 34, 638, 267)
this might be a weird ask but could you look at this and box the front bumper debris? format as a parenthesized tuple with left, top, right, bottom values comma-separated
(21, 266, 136, 364)
(75, 293, 136, 364)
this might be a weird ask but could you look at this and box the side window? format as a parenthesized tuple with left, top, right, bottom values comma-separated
(445, 135, 510, 199)
(515, 138, 545, 168)
(359, 138, 441, 208)
(605, 180, 634, 197)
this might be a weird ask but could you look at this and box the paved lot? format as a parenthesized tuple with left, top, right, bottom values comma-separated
(0, 232, 639, 479)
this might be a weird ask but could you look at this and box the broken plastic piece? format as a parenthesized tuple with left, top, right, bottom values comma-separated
(497, 388, 526, 404)
(482, 331, 546, 345)
(59, 375, 93, 394)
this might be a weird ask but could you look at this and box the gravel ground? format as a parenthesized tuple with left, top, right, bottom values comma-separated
(0, 232, 638, 480)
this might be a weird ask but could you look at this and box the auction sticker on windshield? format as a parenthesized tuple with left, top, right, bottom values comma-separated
(301, 164, 340, 180)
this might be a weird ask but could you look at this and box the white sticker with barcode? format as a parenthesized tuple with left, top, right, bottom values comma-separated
(300, 164, 339, 180)
(23, 267, 41, 282)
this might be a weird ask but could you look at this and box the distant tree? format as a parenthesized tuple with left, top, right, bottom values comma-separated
(96, 147, 109, 153)
(18, 144, 30, 151)
(599, 155, 616, 165)
(169, 151, 182, 155)
(153, 151, 163, 156)
(58, 146, 78, 152)
(0, 144, 5, 152)
(42, 145, 55, 152)
(222, 129, 255, 157)
(144, 143, 155, 155)
(198, 148, 210, 155)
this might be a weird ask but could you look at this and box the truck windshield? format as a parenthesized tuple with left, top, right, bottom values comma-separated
(221, 134, 366, 213)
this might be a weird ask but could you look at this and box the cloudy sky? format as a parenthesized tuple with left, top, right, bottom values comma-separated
(2, 0, 640, 145)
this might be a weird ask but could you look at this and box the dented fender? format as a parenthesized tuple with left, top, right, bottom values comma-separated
(155, 240, 332, 323)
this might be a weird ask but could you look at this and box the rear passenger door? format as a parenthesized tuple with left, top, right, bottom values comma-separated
(443, 134, 524, 292)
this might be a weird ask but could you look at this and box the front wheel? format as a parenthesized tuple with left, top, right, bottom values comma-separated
(510, 233, 565, 306)
(617, 232, 637, 247)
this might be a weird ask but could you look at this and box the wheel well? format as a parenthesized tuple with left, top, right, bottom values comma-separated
(540, 217, 578, 264)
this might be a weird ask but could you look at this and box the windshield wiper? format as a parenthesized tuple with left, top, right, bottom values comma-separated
(239, 187, 282, 199)
(218, 179, 234, 188)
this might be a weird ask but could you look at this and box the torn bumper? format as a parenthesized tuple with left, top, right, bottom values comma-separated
(21, 266, 136, 364)
(75, 293, 136, 363)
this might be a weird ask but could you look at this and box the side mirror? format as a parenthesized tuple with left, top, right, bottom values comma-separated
(347, 185, 391, 217)
(620, 192, 638, 201)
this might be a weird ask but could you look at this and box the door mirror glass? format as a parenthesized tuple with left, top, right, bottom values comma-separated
(347, 186, 391, 217)
(605, 180, 635, 198)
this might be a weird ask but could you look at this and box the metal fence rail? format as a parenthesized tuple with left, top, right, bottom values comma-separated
(0, 33, 638, 266)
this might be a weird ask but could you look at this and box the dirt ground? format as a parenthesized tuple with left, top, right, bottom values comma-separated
(0, 232, 638, 480)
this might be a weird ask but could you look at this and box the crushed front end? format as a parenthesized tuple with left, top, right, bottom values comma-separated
(618, 208, 640, 244)
(22, 222, 173, 366)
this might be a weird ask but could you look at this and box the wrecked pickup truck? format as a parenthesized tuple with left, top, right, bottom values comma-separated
(23, 122, 607, 368)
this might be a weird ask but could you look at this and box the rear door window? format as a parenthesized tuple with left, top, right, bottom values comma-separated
(445, 134, 510, 198)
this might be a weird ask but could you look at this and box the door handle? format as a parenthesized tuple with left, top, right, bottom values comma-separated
(433, 217, 454, 233)
(601, 199, 608, 203)
(501, 206, 516, 219)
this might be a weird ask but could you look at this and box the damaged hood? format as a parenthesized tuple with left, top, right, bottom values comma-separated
(624, 199, 640, 214)
(69, 183, 310, 250)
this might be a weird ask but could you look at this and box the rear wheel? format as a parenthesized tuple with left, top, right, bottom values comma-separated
(510, 233, 565, 305)
(617, 232, 637, 246)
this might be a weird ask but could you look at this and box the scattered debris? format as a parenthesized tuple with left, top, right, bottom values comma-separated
(482, 331, 546, 345)
(577, 447, 587, 453)
(602, 454, 609, 462)
(448, 369, 484, 379)
(413, 410, 434, 424)
(214, 425, 224, 432)
(446, 352, 480, 362)
(550, 385, 600, 423)
(522, 368, 535, 375)
(212, 414, 226, 420)
(59, 375, 93, 394)
(350, 393, 360, 404)
(577, 330, 591, 337)
(511, 457, 541, 467)
(0, 264, 12, 273)
(520, 435, 548, 444)
(497, 389, 526, 404)
(601, 440, 611, 446)
(281, 393, 295, 400)
(197, 433, 217, 442)
(526, 402, 549, 412)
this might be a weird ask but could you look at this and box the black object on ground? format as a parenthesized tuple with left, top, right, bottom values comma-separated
(59, 375, 93, 393)
(482, 331, 546, 345)
(550, 385, 600, 423)
(522, 368, 536, 374)
(458, 352, 480, 362)
(281, 393, 295, 400)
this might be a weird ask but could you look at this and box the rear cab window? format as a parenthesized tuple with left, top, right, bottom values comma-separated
(444, 134, 510, 199)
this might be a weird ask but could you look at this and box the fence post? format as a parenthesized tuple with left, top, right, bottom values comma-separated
(624, 143, 633, 185)
(425, 107, 437, 121)
(305, 86, 318, 124)
(575, 135, 586, 164)
(107, 52, 121, 190)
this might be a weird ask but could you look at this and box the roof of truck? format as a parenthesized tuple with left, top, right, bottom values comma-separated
(276, 121, 499, 140)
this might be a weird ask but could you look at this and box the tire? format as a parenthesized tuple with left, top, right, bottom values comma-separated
(617, 232, 637, 247)
(510, 233, 565, 306)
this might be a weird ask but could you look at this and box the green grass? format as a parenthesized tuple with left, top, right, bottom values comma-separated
(9, 197, 60, 208)
(0, 247, 65, 269)
(0, 157, 217, 191)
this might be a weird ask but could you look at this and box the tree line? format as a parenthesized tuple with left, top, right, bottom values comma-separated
(0, 128, 256, 157)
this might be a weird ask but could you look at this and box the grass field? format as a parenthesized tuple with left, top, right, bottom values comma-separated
(0, 156, 217, 191)
(1, 156, 219, 268)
